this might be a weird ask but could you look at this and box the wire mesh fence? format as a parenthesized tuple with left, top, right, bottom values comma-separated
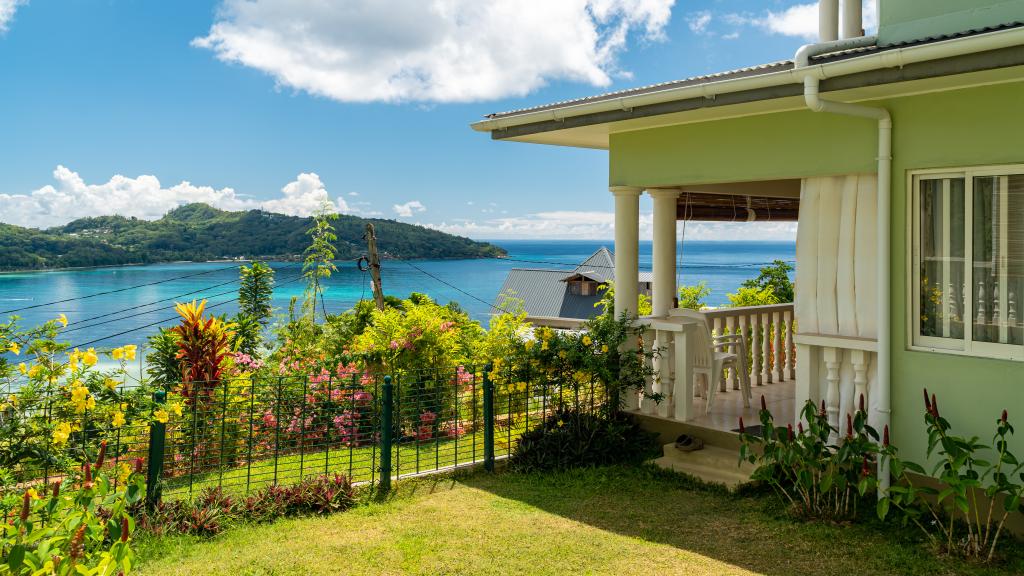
(1, 365, 609, 510)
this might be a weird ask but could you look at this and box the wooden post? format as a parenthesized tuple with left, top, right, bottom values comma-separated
(365, 223, 386, 311)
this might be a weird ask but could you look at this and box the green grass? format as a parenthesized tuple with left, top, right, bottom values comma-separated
(137, 465, 1024, 576)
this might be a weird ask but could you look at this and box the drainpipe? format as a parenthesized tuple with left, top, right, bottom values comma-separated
(795, 37, 892, 494)
(841, 0, 863, 39)
(819, 0, 838, 42)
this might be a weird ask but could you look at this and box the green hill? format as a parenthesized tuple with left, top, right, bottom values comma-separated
(0, 204, 505, 271)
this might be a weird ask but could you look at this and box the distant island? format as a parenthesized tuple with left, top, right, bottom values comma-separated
(0, 203, 506, 271)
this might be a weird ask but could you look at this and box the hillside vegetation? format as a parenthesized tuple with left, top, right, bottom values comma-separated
(0, 204, 505, 270)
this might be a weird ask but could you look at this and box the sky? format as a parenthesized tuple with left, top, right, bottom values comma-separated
(0, 1, 876, 241)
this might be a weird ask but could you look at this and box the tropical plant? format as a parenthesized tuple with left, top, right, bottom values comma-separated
(878, 390, 1024, 561)
(677, 281, 711, 311)
(302, 204, 339, 322)
(740, 259, 795, 303)
(145, 327, 181, 388)
(238, 262, 275, 326)
(170, 300, 235, 404)
(0, 448, 145, 575)
(739, 395, 881, 520)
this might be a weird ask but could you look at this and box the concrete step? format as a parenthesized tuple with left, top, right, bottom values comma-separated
(652, 442, 755, 490)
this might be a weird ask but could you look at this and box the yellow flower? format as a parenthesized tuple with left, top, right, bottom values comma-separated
(104, 378, 119, 391)
(171, 403, 183, 418)
(541, 341, 549, 351)
(558, 351, 567, 360)
(582, 335, 592, 347)
(68, 350, 79, 372)
(153, 409, 169, 424)
(27, 365, 42, 378)
(557, 419, 565, 428)
(601, 344, 609, 353)
(524, 339, 535, 350)
(26, 488, 41, 500)
(57, 313, 68, 327)
(17, 362, 27, 375)
(52, 422, 72, 445)
(82, 348, 98, 367)
(71, 385, 89, 403)
(111, 411, 126, 428)
(111, 347, 124, 361)
(8, 342, 20, 355)
(117, 462, 132, 484)
(123, 345, 137, 361)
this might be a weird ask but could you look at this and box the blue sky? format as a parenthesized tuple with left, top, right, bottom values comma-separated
(0, 1, 868, 239)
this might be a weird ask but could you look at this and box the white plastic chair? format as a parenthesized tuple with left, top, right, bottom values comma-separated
(670, 309, 752, 414)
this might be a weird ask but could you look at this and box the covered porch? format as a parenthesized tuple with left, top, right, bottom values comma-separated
(612, 179, 881, 438)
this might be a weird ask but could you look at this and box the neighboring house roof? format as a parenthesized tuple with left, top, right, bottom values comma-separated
(496, 269, 604, 320)
(481, 23, 1023, 123)
(494, 247, 652, 319)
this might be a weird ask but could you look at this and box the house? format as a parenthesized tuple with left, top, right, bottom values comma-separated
(495, 247, 652, 328)
(472, 0, 1024, 477)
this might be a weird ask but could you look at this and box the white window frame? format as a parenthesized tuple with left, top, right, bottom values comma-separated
(908, 164, 1024, 362)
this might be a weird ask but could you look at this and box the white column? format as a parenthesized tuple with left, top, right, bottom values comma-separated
(648, 188, 680, 318)
(841, 0, 863, 39)
(611, 186, 642, 411)
(611, 187, 642, 320)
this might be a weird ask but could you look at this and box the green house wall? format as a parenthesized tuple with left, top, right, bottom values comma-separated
(608, 80, 1024, 462)
(878, 0, 1024, 46)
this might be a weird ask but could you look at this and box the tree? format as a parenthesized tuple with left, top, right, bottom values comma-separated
(741, 260, 794, 303)
(677, 281, 711, 311)
(594, 281, 653, 318)
(302, 204, 339, 322)
(727, 286, 780, 308)
(238, 261, 275, 326)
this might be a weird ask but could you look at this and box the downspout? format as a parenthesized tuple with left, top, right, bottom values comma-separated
(795, 37, 892, 493)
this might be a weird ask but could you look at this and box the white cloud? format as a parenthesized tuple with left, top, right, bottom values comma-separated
(725, 1, 877, 41)
(687, 11, 712, 35)
(0, 0, 25, 33)
(392, 200, 426, 218)
(348, 191, 359, 197)
(193, 0, 675, 103)
(0, 166, 355, 229)
(424, 210, 797, 240)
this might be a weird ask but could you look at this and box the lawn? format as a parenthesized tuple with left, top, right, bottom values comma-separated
(136, 465, 1024, 576)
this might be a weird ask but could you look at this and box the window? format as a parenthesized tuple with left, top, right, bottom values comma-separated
(912, 167, 1024, 359)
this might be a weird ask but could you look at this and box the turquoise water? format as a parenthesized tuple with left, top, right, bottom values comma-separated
(0, 240, 794, 350)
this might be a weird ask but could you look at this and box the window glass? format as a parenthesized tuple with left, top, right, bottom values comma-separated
(919, 177, 966, 341)
(972, 175, 1024, 346)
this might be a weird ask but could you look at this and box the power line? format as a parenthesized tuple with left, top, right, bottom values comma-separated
(62, 263, 305, 333)
(0, 264, 243, 314)
(400, 260, 512, 315)
(68, 273, 306, 349)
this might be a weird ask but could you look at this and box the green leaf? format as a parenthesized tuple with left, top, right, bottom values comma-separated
(7, 544, 25, 571)
(877, 497, 890, 520)
(1005, 494, 1021, 513)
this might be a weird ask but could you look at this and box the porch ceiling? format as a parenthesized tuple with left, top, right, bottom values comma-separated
(675, 180, 801, 222)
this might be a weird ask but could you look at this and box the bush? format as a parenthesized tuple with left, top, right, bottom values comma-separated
(739, 395, 881, 521)
(141, 474, 356, 538)
(677, 282, 710, 311)
(510, 408, 658, 473)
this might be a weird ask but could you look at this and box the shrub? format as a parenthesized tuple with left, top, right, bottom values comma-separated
(0, 449, 144, 575)
(740, 259, 794, 303)
(739, 395, 881, 521)
(510, 408, 657, 473)
(878, 390, 1024, 561)
(677, 282, 711, 311)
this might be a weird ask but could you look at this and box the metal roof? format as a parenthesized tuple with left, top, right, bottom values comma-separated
(482, 23, 1024, 122)
(496, 269, 604, 320)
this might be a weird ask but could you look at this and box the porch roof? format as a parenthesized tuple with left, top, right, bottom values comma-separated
(471, 23, 1024, 149)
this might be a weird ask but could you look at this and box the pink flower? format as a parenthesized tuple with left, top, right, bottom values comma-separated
(389, 340, 400, 350)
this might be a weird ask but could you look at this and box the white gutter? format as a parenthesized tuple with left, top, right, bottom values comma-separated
(471, 26, 1024, 132)
(794, 35, 892, 494)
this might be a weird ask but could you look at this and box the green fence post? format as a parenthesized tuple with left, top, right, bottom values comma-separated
(483, 363, 495, 472)
(379, 375, 394, 492)
(145, 389, 167, 510)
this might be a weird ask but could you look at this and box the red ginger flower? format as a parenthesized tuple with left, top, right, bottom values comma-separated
(760, 395, 767, 412)
(121, 516, 130, 542)
(924, 388, 931, 411)
(859, 394, 865, 413)
(95, 440, 107, 470)
(846, 413, 854, 438)
(787, 423, 794, 440)
(738, 417, 745, 434)
(20, 491, 30, 522)
(1002, 409, 1008, 423)
(883, 425, 890, 447)
(797, 421, 804, 435)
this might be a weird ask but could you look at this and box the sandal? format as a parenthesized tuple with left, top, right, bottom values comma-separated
(674, 434, 704, 452)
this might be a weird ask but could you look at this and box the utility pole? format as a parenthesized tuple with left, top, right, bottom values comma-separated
(364, 223, 386, 311)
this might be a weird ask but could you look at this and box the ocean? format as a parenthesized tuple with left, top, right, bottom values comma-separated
(0, 240, 794, 351)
